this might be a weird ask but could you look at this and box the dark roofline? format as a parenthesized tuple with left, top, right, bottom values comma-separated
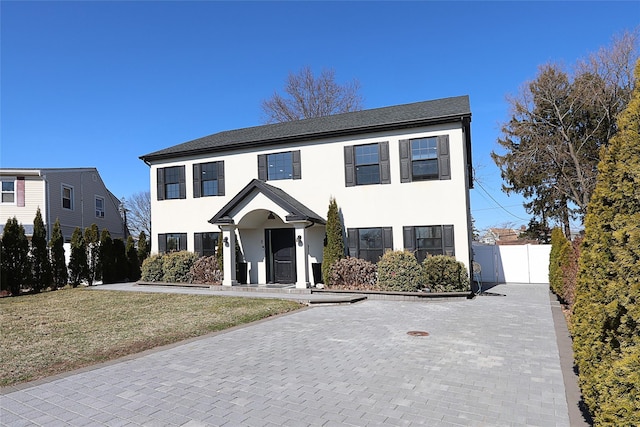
(140, 96, 471, 163)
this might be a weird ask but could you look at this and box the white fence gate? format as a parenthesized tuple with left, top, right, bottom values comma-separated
(472, 243, 551, 284)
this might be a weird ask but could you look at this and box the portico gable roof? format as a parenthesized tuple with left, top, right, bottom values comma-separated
(209, 179, 326, 225)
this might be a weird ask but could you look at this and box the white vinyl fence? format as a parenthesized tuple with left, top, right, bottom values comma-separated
(472, 243, 551, 284)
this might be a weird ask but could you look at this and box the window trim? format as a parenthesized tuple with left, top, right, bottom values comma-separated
(403, 224, 455, 262)
(257, 150, 301, 181)
(193, 161, 225, 198)
(62, 184, 74, 210)
(1, 177, 16, 204)
(194, 232, 220, 257)
(346, 227, 393, 263)
(344, 142, 390, 187)
(158, 233, 187, 253)
(95, 195, 105, 218)
(400, 135, 450, 183)
(157, 166, 186, 200)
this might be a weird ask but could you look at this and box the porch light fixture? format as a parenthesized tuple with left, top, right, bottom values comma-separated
(223, 236, 229, 245)
(297, 235, 303, 244)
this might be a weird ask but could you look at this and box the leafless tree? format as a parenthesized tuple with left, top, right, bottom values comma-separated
(262, 66, 364, 123)
(123, 191, 151, 239)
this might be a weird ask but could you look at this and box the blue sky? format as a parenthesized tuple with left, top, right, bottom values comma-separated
(2, 1, 638, 232)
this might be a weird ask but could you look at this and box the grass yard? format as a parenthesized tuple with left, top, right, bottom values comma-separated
(0, 288, 303, 387)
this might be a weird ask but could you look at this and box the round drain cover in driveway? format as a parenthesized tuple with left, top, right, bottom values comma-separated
(407, 331, 430, 336)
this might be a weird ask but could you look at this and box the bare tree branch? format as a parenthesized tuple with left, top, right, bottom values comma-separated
(123, 191, 151, 239)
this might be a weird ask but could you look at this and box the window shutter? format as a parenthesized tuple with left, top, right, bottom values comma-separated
(157, 169, 165, 200)
(347, 228, 358, 257)
(379, 141, 391, 184)
(443, 225, 455, 256)
(16, 177, 25, 207)
(193, 164, 201, 198)
(158, 234, 166, 253)
(257, 154, 267, 181)
(178, 166, 186, 199)
(399, 140, 412, 183)
(217, 161, 225, 196)
(292, 150, 302, 180)
(194, 233, 203, 256)
(179, 233, 187, 251)
(344, 146, 355, 187)
(438, 136, 451, 180)
(403, 226, 415, 254)
(383, 227, 393, 253)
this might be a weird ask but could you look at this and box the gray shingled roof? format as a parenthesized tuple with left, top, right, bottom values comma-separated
(140, 95, 471, 162)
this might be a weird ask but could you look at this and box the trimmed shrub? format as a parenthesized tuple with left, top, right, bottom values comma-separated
(561, 236, 582, 310)
(189, 255, 223, 285)
(328, 257, 377, 290)
(377, 250, 422, 292)
(422, 255, 470, 292)
(549, 227, 569, 296)
(68, 227, 88, 287)
(162, 251, 199, 283)
(140, 254, 164, 282)
(1, 217, 31, 295)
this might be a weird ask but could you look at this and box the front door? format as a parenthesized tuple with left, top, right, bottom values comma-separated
(266, 228, 296, 284)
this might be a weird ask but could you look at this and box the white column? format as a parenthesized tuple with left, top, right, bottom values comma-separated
(293, 222, 309, 289)
(220, 224, 237, 287)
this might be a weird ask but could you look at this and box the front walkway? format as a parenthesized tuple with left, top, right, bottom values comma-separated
(2, 284, 572, 426)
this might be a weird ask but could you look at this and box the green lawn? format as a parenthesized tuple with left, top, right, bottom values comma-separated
(0, 288, 303, 386)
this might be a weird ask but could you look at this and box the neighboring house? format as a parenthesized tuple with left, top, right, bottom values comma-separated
(0, 168, 127, 242)
(140, 96, 474, 288)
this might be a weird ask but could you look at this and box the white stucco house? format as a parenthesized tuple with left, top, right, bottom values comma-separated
(140, 95, 474, 288)
(0, 168, 127, 242)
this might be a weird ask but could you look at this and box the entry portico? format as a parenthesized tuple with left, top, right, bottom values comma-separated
(209, 179, 326, 288)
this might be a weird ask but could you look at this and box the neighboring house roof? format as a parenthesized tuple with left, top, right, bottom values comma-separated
(209, 179, 326, 225)
(140, 96, 472, 162)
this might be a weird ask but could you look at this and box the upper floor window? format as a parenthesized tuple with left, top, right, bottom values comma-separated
(258, 151, 301, 181)
(193, 161, 225, 197)
(95, 196, 105, 218)
(157, 166, 185, 200)
(194, 232, 220, 257)
(400, 135, 450, 182)
(344, 142, 390, 187)
(403, 224, 455, 263)
(347, 226, 393, 264)
(1, 179, 15, 203)
(158, 233, 187, 253)
(62, 185, 74, 210)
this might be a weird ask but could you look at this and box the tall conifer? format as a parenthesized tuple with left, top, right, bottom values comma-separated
(322, 197, 345, 285)
(49, 218, 67, 290)
(31, 208, 51, 292)
(68, 227, 88, 287)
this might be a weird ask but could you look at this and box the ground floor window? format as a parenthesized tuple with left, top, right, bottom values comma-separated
(347, 227, 393, 263)
(194, 232, 219, 257)
(158, 233, 187, 253)
(403, 225, 454, 262)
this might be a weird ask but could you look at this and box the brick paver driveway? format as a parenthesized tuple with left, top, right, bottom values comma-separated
(1, 283, 569, 426)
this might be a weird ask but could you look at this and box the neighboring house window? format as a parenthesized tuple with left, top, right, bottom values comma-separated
(1, 179, 15, 203)
(347, 227, 393, 263)
(157, 166, 186, 200)
(158, 233, 187, 253)
(62, 185, 74, 210)
(193, 162, 225, 197)
(403, 225, 455, 263)
(400, 135, 450, 182)
(258, 151, 301, 181)
(194, 232, 219, 257)
(344, 142, 390, 186)
(95, 196, 105, 218)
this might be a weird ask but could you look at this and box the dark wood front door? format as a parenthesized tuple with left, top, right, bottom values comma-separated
(266, 228, 295, 284)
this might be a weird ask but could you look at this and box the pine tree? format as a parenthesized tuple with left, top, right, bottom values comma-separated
(68, 227, 88, 287)
(322, 197, 345, 285)
(99, 229, 113, 284)
(84, 224, 100, 285)
(1, 217, 31, 295)
(31, 208, 52, 292)
(126, 235, 141, 281)
(571, 59, 640, 425)
(137, 231, 149, 266)
(49, 218, 67, 290)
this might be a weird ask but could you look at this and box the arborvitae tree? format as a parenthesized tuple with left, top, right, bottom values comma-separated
(31, 208, 51, 292)
(1, 217, 31, 295)
(68, 227, 88, 287)
(112, 238, 127, 282)
(571, 59, 640, 425)
(0, 239, 6, 293)
(322, 197, 345, 285)
(215, 232, 224, 271)
(49, 218, 67, 289)
(548, 227, 569, 297)
(137, 231, 149, 266)
(99, 229, 114, 284)
(84, 224, 100, 285)
(126, 235, 141, 281)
